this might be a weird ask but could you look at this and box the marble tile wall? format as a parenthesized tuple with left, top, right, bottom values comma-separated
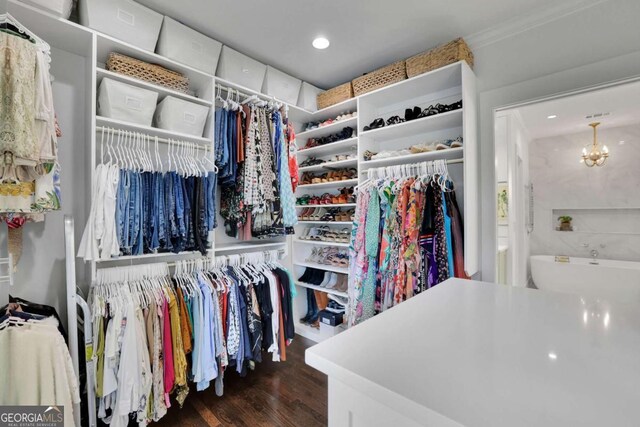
(529, 123, 640, 262)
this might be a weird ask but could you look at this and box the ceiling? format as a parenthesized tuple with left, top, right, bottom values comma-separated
(138, 0, 570, 89)
(515, 80, 640, 140)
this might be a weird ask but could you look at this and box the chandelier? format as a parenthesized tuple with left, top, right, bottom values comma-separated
(581, 122, 609, 167)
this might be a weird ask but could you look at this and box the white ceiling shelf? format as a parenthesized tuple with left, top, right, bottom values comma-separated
(215, 76, 312, 123)
(359, 109, 463, 142)
(96, 116, 212, 145)
(360, 147, 464, 169)
(293, 262, 349, 275)
(297, 116, 358, 140)
(295, 281, 348, 298)
(96, 68, 212, 106)
(297, 179, 358, 190)
(299, 158, 357, 172)
(297, 137, 358, 157)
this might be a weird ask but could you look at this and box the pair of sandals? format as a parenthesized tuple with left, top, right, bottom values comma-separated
(302, 169, 357, 185)
(362, 99, 464, 132)
(320, 208, 354, 222)
(306, 247, 349, 268)
(300, 227, 350, 243)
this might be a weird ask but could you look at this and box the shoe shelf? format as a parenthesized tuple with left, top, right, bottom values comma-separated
(297, 178, 358, 191)
(297, 220, 353, 225)
(297, 137, 358, 157)
(360, 147, 463, 170)
(295, 281, 348, 298)
(311, 98, 358, 122)
(293, 239, 350, 248)
(296, 203, 356, 209)
(359, 109, 462, 143)
(293, 262, 349, 275)
(298, 158, 357, 173)
(297, 116, 358, 140)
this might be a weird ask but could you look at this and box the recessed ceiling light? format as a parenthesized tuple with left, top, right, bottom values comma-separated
(547, 115, 557, 119)
(548, 352, 558, 360)
(619, 140, 626, 145)
(312, 37, 330, 50)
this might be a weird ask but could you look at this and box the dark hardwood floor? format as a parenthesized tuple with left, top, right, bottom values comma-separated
(155, 335, 328, 427)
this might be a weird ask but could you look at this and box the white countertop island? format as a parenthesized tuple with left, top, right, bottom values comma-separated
(305, 279, 640, 427)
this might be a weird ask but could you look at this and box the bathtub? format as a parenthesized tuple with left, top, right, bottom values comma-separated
(530, 255, 640, 304)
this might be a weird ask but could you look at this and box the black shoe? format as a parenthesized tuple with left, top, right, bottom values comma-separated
(298, 267, 313, 283)
(363, 118, 384, 131)
(300, 288, 315, 323)
(386, 115, 404, 126)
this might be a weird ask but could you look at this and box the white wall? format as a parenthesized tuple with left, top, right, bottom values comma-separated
(474, 0, 640, 282)
(0, 47, 89, 325)
(529, 123, 640, 262)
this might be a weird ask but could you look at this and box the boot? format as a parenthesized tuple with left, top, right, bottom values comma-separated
(308, 290, 324, 328)
(299, 288, 315, 323)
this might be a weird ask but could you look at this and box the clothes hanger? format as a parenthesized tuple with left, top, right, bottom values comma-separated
(0, 13, 51, 59)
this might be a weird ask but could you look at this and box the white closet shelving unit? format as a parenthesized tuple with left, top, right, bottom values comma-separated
(357, 61, 478, 277)
(291, 98, 359, 342)
(292, 61, 478, 343)
(3, 1, 479, 347)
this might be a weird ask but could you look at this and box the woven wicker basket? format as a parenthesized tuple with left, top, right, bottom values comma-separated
(406, 38, 474, 78)
(106, 52, 190, 93)
(316, 82, 353, 110)
(352, 60, 407, 97)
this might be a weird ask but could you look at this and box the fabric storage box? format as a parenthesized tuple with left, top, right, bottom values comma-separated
(216, 46, 267, 92)
(319, 310, 343, 327)
(352, 60, 407, 97)
(297, 82, 322, 112)
(97, 78, 158, 126)
(79, 0, 163, 52)
(406, 38, 474, 78)
(153, 96, 209, 137)
(156, 17, 222, 75)
(262, 66, 302, 105)
(18, 0, 74, 18)
(317, 82, 353, 110)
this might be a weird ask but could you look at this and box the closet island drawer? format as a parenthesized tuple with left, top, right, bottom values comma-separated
(79, 0, 163, 52)
(298, 82, 322, 111)
(156, 17, 222, 75)
(216, 46, 266, 92)
(153, 96, 209, 137)
(98, 78, 158, 126)
(262, 66, 302, 105)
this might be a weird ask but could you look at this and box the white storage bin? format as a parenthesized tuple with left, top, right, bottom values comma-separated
(156, 17, 222, 75)
(19, 0, 74, 18)
(298, 82, 322, 112)
(262, 66, 301, 105)
(97, 78, 158, 126)
(216, 46, 266, 92)
(79, 0, 163, 52)
(154, 96, 209, 137)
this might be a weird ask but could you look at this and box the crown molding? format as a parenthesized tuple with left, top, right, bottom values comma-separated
(465, 0, 610, 49)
